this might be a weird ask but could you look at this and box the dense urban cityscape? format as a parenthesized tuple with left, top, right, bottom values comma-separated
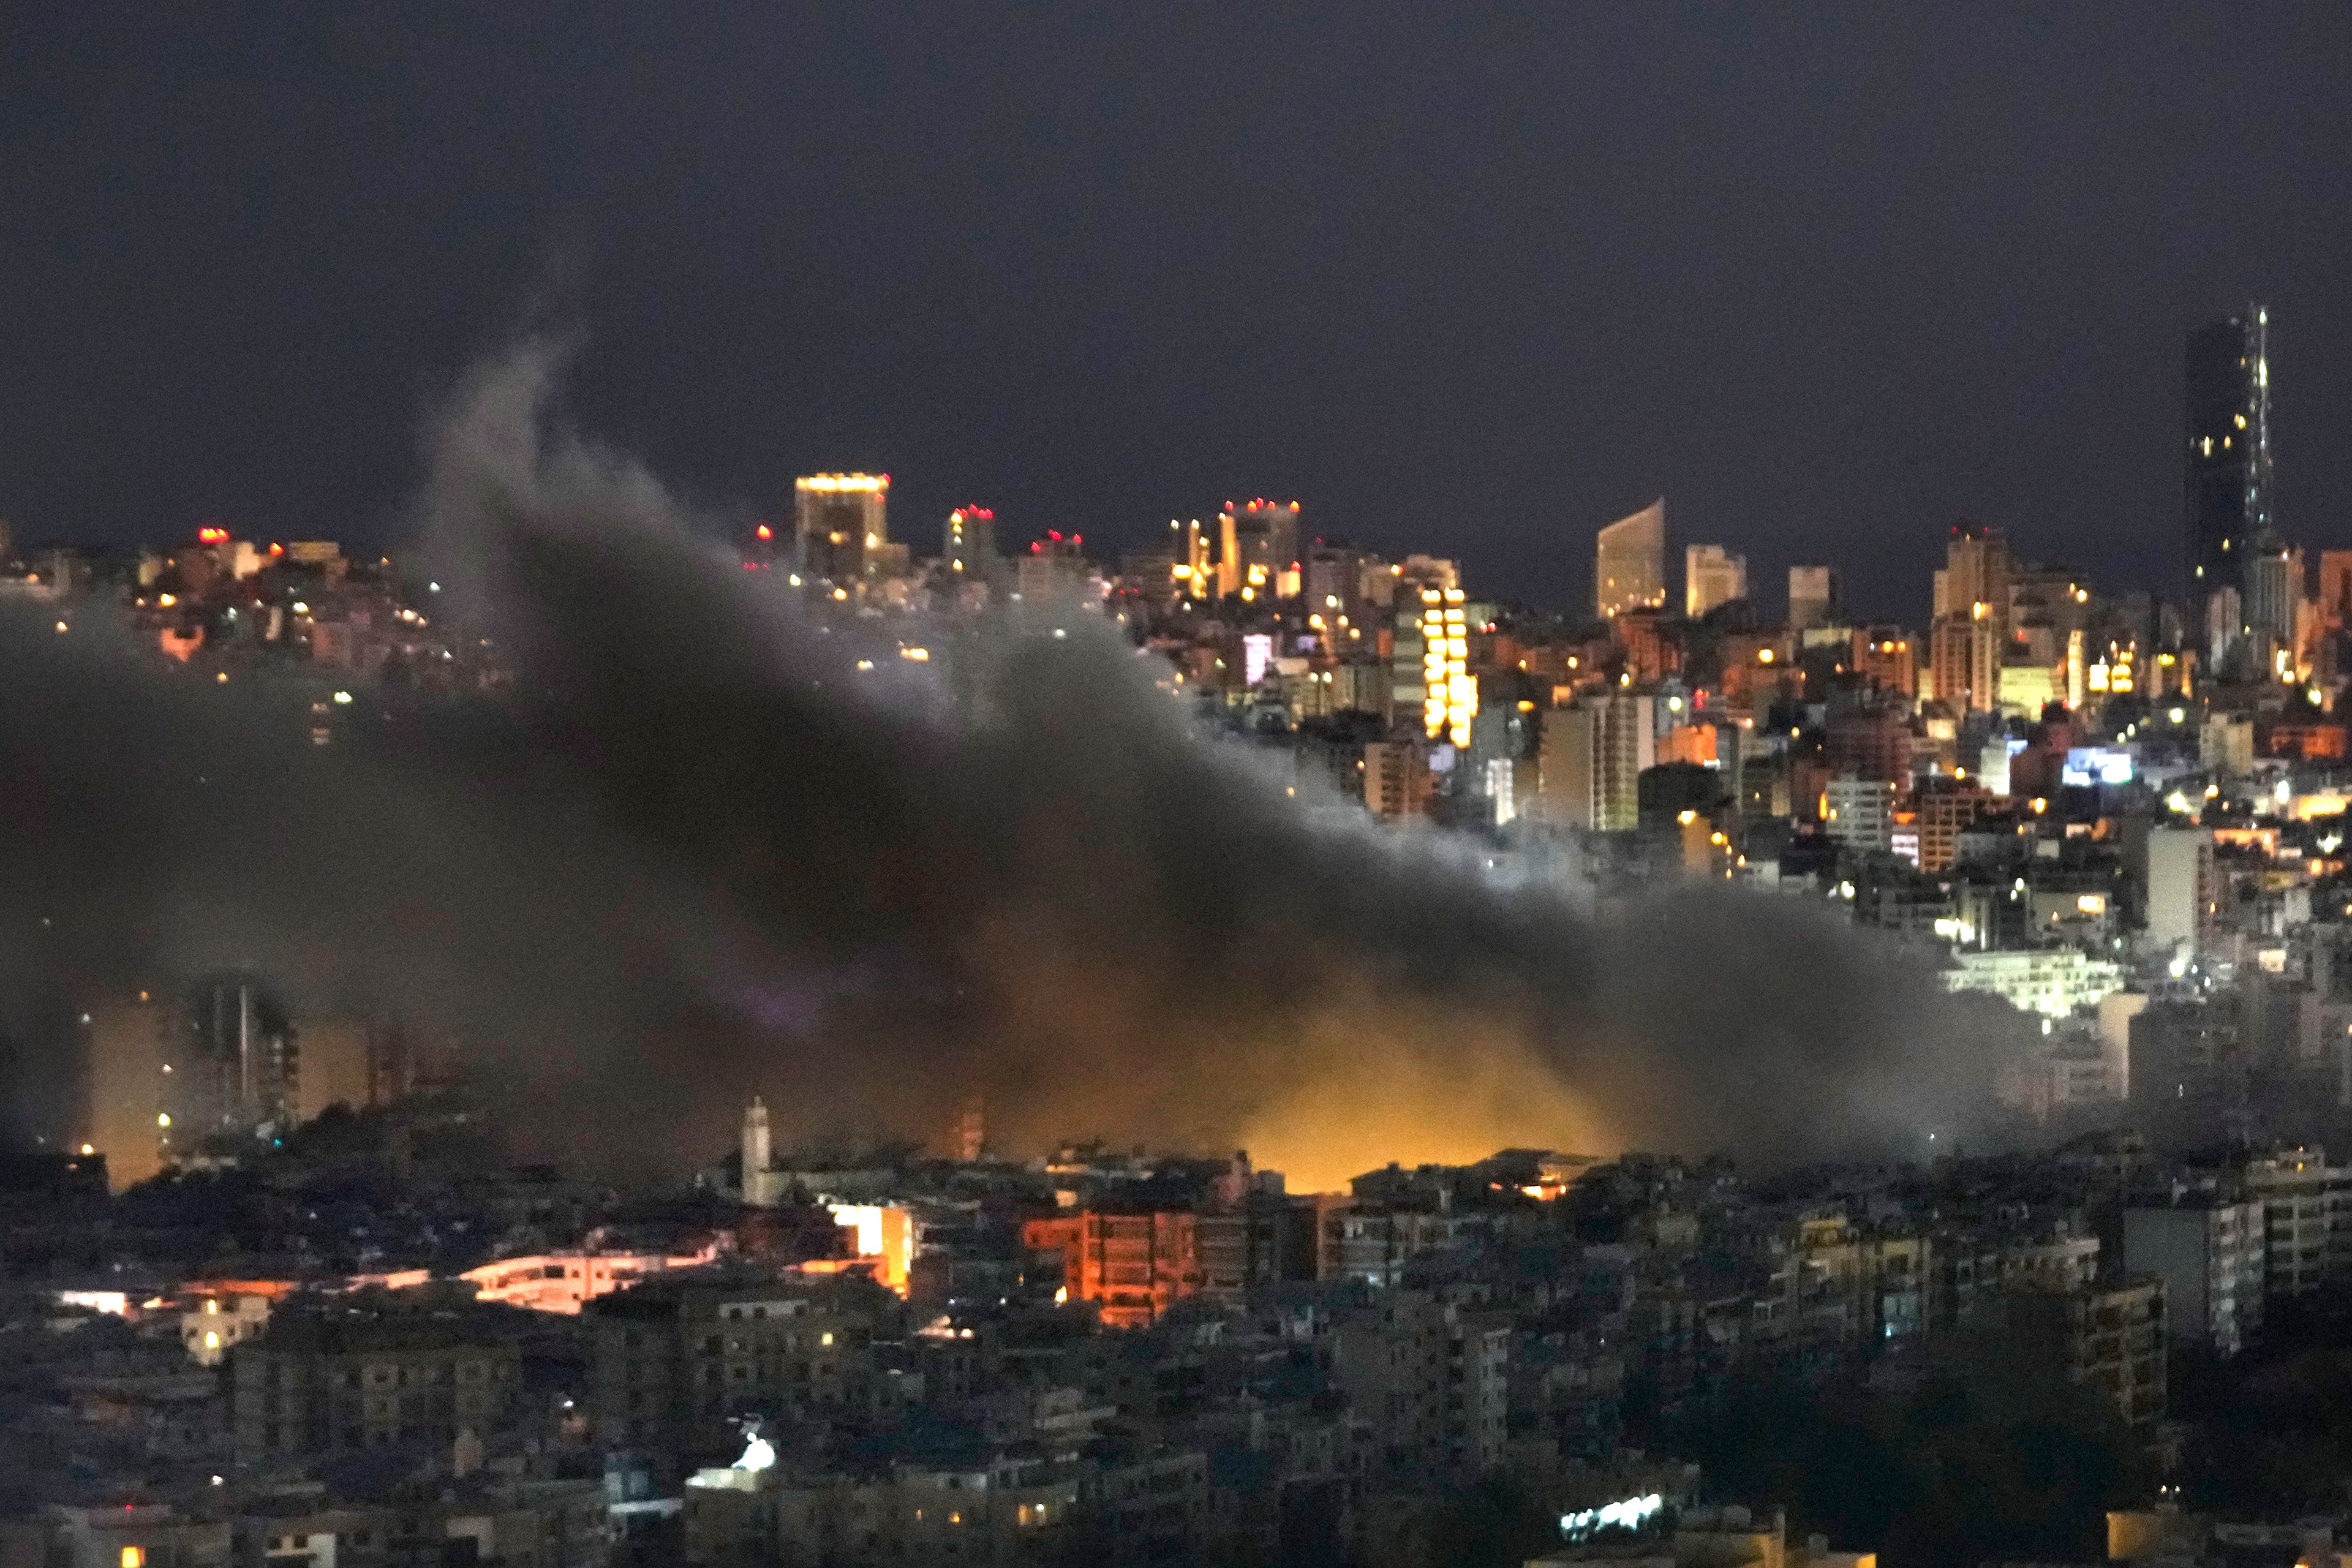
(0, 295, 2349, 1568)
(10, 5, 2352, 1568)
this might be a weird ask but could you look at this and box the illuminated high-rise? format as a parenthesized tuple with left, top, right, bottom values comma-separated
(2185, 307, 2271, 603)
(1216, 499, 1302, 600)
(794, 473, 889, 585)
(942, 506, 997, 578)
(1685, 545, 1746, 619)
(1926, 525, 2010, 713)
(1596, 500, 1666, 619)
(1392, 585, 1474, 747)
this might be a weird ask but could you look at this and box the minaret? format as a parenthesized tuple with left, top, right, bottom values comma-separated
(741, 1098, 772, 1205)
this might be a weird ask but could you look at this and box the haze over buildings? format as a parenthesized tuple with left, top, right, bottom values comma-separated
(3, 10, 2352, 1558)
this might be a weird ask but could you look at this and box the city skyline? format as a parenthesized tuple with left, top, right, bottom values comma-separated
(6, 6, 2351, 619)
(12, 9, 2352, 1564)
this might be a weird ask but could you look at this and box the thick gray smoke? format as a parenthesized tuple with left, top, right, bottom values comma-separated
(0, 344, 2035, 1186)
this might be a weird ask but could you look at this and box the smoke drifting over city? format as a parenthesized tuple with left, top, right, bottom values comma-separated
(0, 344, 2032, 1188)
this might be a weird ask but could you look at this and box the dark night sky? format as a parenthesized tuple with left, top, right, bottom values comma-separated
(3, 4, 2348, 619)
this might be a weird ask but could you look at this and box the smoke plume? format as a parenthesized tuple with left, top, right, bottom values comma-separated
(0, 343, 2035, 1188)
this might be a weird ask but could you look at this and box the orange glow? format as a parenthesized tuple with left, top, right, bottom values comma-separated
(755, 523, 773, 540)
(1236, 1005, 1613, 1192)
(196, 527, 230, 545)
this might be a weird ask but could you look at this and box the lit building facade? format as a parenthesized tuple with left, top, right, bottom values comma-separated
(1595, 500, 1666, 619)
(1940, 948, 2127, 1020)
(941, 506, 997, 579)
(1216, 499, 1302, 600)
(1022, 1211, 1202, 1329)
(1684, 545, 1746, 618)
(794, 473, 889, 586)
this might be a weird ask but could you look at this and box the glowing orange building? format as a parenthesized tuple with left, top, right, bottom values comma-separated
(1022, 1210, 1202, 1329)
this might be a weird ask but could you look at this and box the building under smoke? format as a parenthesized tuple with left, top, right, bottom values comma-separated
(164, 973, 299, 1155)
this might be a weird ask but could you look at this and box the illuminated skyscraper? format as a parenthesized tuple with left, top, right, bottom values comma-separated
(1926, 525, 2011, 714)
(1216, 499, 1302, 600)
(941, 506, 996, 578)
(2185, 307, 2271, 602)
(1684, 545, 1747, 619)
(1392, 585, 1474, 746)
(1596, 500, 1666, 619)
(794, 473, 889, 585)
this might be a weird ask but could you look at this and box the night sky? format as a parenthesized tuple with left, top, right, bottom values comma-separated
(4, 3, 2348, 617)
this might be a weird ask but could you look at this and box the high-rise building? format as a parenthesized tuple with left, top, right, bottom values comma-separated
(794, 473, 889, 586)
(1537, 693, 1654, 831)
(1928, 612, 2002, 714)
(1927, 526, 2012, 713)
(941, 506, 996, 579)
(164, 975, 298, 1153)
(1932, 524, 2011, 624)
(1216, 499, 1302, 600)
(2243, 528, 2301, 679)
(2141, 826, 2217, 956)
(1684, 545, 1747, 619)
(1390, 586, 1473, 746)
(2185, 306, 2272, 603)
(1789, 566, 1841, 631)
(1303, 538, 1368, 624)
(1596, 500, 1666, 619)
(1362, 739, 1436, 820)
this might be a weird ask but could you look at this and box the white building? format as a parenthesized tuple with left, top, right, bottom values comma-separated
(2143, 827, 2215, 957)
(463, 1245, 724, 1314)
(1942, 948, 2126, 1020)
